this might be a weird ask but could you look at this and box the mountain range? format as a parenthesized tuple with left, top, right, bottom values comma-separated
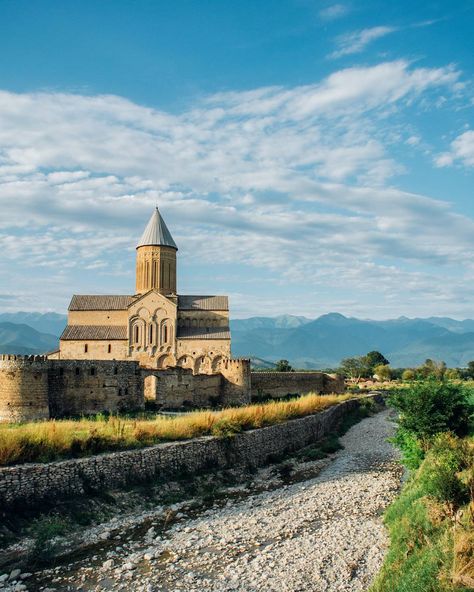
(1, 311, 474, 368)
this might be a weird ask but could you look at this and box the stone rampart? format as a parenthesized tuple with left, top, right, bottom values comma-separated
(0, 396, 378, 509)
(251, 371, 344, 399)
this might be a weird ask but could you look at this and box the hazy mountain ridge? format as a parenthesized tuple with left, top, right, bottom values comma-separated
(1, 312, 474, 366)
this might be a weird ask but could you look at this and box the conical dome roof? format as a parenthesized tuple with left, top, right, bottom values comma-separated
(137, 207, 178, 249)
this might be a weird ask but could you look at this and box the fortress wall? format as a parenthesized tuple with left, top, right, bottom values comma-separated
(0, 396, 382, 509)
(48, 360, 143, 417)
(0, 355, 50, 422)
(150, 368, 223, 408)
(251, 372, 345, 399)
(176, 339, 231, 361)
(220, 358, 252, 406)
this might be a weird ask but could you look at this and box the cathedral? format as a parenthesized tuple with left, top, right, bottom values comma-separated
(56, 208, 232, 373)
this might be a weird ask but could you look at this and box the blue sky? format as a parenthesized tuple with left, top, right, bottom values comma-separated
(0, 0, 473, 318)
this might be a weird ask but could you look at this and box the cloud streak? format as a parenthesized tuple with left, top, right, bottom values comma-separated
(0, 59, 471, 317)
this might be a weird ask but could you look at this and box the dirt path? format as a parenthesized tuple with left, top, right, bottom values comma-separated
(12, 409, 402, 592)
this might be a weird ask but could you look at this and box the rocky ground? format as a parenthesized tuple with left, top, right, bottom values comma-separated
(1, 409, 402, 592)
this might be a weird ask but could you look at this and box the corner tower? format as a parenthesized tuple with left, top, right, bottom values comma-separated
(135, 207, 178, 296)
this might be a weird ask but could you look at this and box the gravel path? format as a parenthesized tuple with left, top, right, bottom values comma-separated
(19, 409, 402, 592)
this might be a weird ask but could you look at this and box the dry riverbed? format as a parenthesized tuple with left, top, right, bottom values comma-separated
(1, 409, 402, 592)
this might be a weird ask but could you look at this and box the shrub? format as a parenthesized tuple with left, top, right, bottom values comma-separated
(389, 380, 473, 442)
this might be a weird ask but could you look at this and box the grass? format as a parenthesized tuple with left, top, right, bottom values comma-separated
(370, 379, 474, 592)
(0, 392, 350, 467)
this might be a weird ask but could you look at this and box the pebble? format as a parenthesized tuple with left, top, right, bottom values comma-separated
(25, 410, 402, 592)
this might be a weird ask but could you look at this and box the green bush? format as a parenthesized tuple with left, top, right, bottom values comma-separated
(389, 380, 473, 441)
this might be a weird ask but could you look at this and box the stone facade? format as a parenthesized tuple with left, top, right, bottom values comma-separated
(251, 372, 345, 398)
(57, 208, 232, 372)
(0, 396, 379, 509)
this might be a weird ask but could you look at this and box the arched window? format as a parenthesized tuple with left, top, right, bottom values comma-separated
(84, 344, 88, 353)
(149, 324, 153, 344)
(163, 324, 168, 343)
(108, 344, 112, 354)
(134, 325, 139, 344)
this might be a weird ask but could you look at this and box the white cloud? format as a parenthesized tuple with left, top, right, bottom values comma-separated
(330, 26, 397, 58)
(319, 4, 349, 21)
(0, 59, 470, 316)
(435, 130, 474, 168)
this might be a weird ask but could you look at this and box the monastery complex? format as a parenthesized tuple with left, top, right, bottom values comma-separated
(0, 209, 343, 422)
(55, 207, 231, 373)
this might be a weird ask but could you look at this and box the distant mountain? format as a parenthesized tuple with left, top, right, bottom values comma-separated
(2, 311, 474, 368)
(231, 313, 474, 368)
(0, 322, 59, 355)
(0, 312, 67, 337)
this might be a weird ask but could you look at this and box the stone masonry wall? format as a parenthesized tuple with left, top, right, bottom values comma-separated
(0, 396, 377, 509)
(251, 372, 344, 399)
(0, 356, 50, 422)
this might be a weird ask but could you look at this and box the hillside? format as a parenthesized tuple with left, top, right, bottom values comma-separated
(0, 322, 59, 355)
(1, 311, 474, 367)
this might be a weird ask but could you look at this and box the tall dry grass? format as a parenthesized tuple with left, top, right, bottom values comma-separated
(0, 393, 349, 467)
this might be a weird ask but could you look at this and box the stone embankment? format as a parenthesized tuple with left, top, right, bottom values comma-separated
(5, 407, 402, 592)
(0, 397, 373, 509)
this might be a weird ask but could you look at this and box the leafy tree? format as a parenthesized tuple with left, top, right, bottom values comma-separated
(374, 364, 392, 380)
(466, 361, 474, 379)
(401, 369, 416, 381)
(340, 357, 367, 382)
(417, 358, 446, 380)
(365, 350, 389, 371)
(389, 380, 473, 442)
(444, 368, 460, 380)
(275, 359, 293, 372)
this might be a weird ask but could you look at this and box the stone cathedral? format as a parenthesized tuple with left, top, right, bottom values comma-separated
(56, 208, 231, 373)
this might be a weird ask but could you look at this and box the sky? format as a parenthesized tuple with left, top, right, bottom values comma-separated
(0, 0, 473, 319)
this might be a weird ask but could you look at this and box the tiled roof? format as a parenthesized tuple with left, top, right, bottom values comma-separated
(69, 295, 135, 311)
(177, 327, 231, 340)
(60, 325, 128, 340)
(137, 207, 177, 249)
(178, 295, 229, 311)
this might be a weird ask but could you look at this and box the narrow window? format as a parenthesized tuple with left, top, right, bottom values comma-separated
(163, 324, 168, 343)
(108, 344, 112, 354)
(118, 388, 122, 396)
(84, 344, 88, 353)
(124, 387, 128, 396)
(90, 367, 95, 376)
(114, 366, 118, 375)
(134, 325, 139, 343)
(75, 367, 80, 376)
(149, 325, 153, 344)
(59, 367, 64, 377)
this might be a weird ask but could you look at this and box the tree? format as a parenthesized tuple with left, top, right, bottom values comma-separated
(340, 357, 367, 382)
(444, 368, 460, 380)
(275, 359, 293, 372)
(365, 351, 389, 370)
(418, 359, 446, 380)
(402, 369, 416, 381)
(466, 361, 474, 379)
(374, 364, 392, 380)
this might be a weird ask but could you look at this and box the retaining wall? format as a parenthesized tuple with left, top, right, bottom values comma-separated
(251, 371, 345, 399)
(0, 396, 380, 510)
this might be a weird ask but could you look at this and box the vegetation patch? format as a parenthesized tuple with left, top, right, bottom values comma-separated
(370, 380, 474, 592)
(0, 392, 350, 467)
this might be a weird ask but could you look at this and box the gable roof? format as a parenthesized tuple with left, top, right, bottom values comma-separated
(137, 207, 177, 249)
(61, 325, 128, 340)
(177, 326, 231, 340)
(178, 295, 229, 311)
(69, 295, 135, 311)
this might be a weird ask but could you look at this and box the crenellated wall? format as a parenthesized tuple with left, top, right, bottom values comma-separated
(251, 372, 345, 399)
(0, 355, 252, 421)
(0, 356, 143, 421)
